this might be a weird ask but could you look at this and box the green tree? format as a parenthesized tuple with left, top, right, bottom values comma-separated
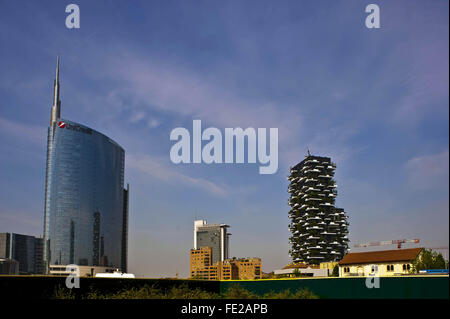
(331, 264, 339, 277)
(412, 248, 448, 272)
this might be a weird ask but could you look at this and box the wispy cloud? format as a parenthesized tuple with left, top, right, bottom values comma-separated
(104, 54, 302, 139)
(391, 43, 449, 124)
(405, 150, 449, 190)
(386, 4, 449, 125)
(147, 118, 160, 129)
(129, 111, 145, 123)
(127, 153, 227, 196)
(0, 117, 46, 146)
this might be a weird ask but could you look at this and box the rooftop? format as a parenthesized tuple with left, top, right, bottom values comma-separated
(292, 154, 332, 170)
(283, 262, 320, 269)
(338, 248, 423, 265)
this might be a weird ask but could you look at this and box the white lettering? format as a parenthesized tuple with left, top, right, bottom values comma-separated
(169, 120, 278, 174)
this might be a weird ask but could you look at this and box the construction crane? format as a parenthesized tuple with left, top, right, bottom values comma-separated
(354, 238, 420, 249)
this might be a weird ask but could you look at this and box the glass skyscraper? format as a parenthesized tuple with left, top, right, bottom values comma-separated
(43, 57, 129, 272)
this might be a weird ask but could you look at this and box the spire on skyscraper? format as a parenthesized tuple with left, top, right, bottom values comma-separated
(50, 56, 61, 125)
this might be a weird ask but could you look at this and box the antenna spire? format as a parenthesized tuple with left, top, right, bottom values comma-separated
(50, 56, 61, 125)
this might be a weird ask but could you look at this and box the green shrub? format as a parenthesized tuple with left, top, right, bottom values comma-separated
(263, 289, 293, 299)
(53, 283, 318, 299)
(263, 288, 318, 299)
(53, 285, 75, 299)
(291, 288, 318, 299)
(166, 285, 220, 299)
(223, 284, 258, 299)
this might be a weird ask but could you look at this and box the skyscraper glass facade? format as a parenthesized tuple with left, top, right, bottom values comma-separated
(43, 119, 126, 269)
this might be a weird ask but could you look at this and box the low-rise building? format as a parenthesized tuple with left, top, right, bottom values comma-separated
(190, 247, 261, 280)
(0, 258, 19, 275)
(0, 233, 44, 274)
(190, 247, 212, 276)
(320, 261, 339, 273)
(221, 259, 239, 280)
(48, 265, 117, 277)
(190, 247, 217, 280)
(338, 248, 423, 277)
(274, 262, 328, 277)
(234, 258, 262, 280)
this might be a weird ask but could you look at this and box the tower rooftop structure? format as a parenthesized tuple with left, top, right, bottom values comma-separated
(50, 56, 61, 125)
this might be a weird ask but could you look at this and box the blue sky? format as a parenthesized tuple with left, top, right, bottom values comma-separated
(0, 0, 448, 277)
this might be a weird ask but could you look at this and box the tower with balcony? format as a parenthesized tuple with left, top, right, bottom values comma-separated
(288, 153, 349, 264)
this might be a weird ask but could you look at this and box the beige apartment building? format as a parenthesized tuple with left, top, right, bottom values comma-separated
(190, 247, 261, 280)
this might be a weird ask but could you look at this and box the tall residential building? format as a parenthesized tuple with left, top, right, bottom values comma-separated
(43, 57, 129, 273)
(0, 233, 44, 274)
(288, 153, 349, 264)
(194, 220, 230, 264)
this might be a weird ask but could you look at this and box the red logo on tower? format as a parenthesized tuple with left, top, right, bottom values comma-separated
(58, 121, 66, 128)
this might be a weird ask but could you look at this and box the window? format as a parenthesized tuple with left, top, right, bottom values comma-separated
(387, 265, 394, 272)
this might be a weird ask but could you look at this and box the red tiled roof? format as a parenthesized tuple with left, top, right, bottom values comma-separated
(338, 248, 423, 265)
